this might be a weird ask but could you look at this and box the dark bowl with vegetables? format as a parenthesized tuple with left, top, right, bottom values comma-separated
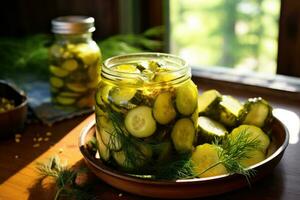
(0, 80, 27, 139)
(79, 116, 289, 199)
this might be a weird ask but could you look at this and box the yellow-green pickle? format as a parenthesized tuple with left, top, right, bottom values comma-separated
(95, 53, 199, 172)
(49, 16, 101, 108)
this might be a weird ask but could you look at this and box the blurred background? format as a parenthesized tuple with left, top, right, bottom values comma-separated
(0, 0, 299, 80)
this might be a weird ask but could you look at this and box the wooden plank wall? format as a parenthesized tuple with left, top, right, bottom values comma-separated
(0, 0, 120, 39)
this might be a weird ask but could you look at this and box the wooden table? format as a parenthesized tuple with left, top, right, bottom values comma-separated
(1, 78, 300, 200)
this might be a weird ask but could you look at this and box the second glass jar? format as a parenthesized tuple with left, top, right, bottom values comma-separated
(49, 16, 101, 108)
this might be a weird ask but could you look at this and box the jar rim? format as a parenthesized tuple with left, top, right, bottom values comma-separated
(51, 16, 95, 34)
(101, 52, 190, 87)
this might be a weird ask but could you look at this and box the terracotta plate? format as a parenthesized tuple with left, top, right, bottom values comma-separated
(79, 118, 289, 199)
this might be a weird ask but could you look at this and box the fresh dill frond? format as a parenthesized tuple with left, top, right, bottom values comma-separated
(217, 128, 260, 181)
(36, 156, 96, 200)
(154, 154, 196, 180)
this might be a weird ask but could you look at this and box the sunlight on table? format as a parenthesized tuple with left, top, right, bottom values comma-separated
(273, 108, 300, 144)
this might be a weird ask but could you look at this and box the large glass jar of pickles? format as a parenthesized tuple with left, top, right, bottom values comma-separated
(49, 16, 101, 108)
(95, 53, 199, 172)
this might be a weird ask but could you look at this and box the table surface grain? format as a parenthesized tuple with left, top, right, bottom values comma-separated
(1, 82, 300, 200)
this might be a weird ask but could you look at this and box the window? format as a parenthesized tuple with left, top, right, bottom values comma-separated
(169, 0, 281, 74)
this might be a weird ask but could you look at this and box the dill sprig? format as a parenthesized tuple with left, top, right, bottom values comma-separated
(36, 156, 96, 200)
(215, 128, 260, 181)
(154, 154, 196, 180)
(106, 109, 150, 171)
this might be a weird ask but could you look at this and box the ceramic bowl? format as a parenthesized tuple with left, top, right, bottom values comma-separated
(0, 80, 28, 139)
(79, 117, 289, 199)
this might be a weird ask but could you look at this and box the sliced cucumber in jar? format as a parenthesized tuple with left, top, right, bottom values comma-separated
(50, 77, 64, 88)
(153, 92, 176, 124)
(60, 92, 81, 97)
(109, 87, 136, 106)
(62, 59, 78, 71)
(125, 106, 156, 138)
(97, 116, 122, 151)
(175, 80, 198, 116)
(50, 65, 70, 77)
(219, 95, 243, 127)
(55, 96, 76, 105)
(191, 144, 227, 178)
(198, 89, 221, 115)
(66, 83, 88, 93)
(112, 150, 134, 170)
(112, 64, 140, 73)
(241, 97, 273, 128)
(229, 125, 270, 153)
(171, 118, 196, 153)
(96, 128, 110, 161)
(197, 116, 228, 143)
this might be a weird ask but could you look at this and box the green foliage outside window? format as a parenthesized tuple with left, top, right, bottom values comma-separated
(170, 0, 280, 74)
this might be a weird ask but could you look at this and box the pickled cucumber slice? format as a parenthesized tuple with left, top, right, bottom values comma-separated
(50, 65, 69, 77)
(96, 129, 110, 161)
(75, 43, 100, 65)
(49, 44, 64, 58)
(113, 143, 152, 169)
(229, 125, 270, 153)
(125, 106, 156, 138)
(197, 116, 228, 143)
(239, 150, 265, 167)
(109, 87, 136, 105)
(62, 59, 78, 71)
(198, 90, 221, 115)
(219, 95, 243, 127)
(112, 150, 134, 170)
(98, 116, 122, 151)
(153, 92, 176, 124)
(66, 83, 88, 93)
(55, 96, 75, 105)
(112, 64, 140, 73)
(191, 144, 227, 178)
(175, 80, 198, 116)
(241, 97, 273, 128)
(171, 118, 195, 153)
(60, 92, 81, 97)
(95, 105, 106, 116)
(50, 77, 64, 88)
(154, 73, 176, 82)
(99, 85, 113, 104)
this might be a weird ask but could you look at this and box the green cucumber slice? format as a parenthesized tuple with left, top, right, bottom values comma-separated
(241, 97, 273, 128)
(219, 95, 243, 127)
(198, 90, 221, 115)
(171, 118, 195, 153)
(197, 116, 228, 143)
(191, 144, 227, 178)
(175, 80, 198, 116)
(153, 92, 176, 124)
(229, 125, 270, 153)
(125, 106, 156, 138)
(96, 128, 110, 161)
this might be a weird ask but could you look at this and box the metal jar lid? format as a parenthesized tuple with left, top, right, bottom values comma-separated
(51, 16, 95, 34)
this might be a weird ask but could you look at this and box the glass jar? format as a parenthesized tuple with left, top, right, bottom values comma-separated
(49, 16, 101, 108)
(95, 53, 199, 172)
